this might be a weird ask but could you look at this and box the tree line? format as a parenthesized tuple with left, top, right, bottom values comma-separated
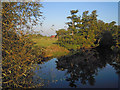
(56, 10, 119, 51)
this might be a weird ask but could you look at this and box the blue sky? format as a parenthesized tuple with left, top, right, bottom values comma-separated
(34, 2, 118, 36)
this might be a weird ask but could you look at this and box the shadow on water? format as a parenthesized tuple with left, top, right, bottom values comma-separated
(56, 47, 120, 88)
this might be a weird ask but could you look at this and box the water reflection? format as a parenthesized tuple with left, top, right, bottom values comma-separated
(56, 48, 119, 88)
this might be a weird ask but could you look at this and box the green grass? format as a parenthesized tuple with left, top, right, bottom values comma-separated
(31, 36, 69, 58)
(32, 37, 57, 48)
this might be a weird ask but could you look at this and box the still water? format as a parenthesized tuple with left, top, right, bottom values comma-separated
(33, 48, 119, 88)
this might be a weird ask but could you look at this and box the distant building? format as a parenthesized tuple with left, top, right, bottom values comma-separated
(50, 35, 56, 38)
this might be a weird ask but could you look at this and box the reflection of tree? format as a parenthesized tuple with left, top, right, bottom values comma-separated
(56, 48, 119, 88)
(110, 54, 120, 74)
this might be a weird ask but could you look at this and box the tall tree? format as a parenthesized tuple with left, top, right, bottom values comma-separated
(2, 2, 44, 88)
(66, 10, 79, 35)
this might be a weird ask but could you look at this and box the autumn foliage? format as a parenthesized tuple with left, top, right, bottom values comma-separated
(2, 2, 44, 88)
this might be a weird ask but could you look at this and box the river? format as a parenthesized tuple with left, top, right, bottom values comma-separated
(33, 48, 120, 88)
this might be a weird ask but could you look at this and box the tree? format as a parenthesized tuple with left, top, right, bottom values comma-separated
(56, 29, 68, 36)
(99, 31, 115, 49)
(66, 10, 79, 35)
(2, 2, 44, 88)
(57, 10, 97, 50)
(57, 10, 118, 51)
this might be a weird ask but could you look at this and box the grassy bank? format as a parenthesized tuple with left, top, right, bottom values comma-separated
(31, 36, 69, 58)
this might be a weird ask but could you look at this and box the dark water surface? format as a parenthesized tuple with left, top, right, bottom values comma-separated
(33, 48, 120, 88)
